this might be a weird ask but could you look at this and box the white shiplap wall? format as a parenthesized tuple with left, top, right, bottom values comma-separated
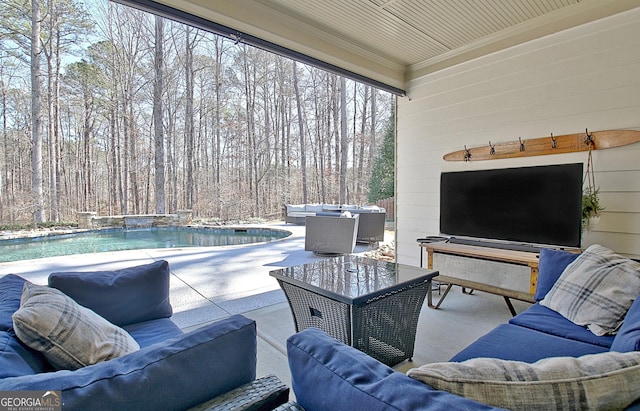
(396, 7, 640, 265)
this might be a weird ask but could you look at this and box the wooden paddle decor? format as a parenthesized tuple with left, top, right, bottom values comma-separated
(443, 129, 640, 162)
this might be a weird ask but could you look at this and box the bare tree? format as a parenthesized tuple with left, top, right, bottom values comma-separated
(292, 61, 307, 203)
(370, 89, 377, 163)
(357, 85, 370, 201)
(153, 15, 165, 213)
(184, 25, 195, 209)
(31, 0, 44, 224)
(0, 1, 394, 226)
(339, 76, 348, 204)
(45, 0, 59, 221)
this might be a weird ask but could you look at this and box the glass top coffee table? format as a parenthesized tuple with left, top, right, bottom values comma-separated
(269, 255, 438, 366)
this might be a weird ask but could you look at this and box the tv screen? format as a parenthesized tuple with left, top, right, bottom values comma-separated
(440, 163, 583, 248)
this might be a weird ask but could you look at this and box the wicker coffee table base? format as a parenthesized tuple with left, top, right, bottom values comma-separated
(279, 280, 431, 366)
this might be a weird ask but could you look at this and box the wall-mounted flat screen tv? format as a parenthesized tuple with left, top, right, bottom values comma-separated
(440, 163, 583, 248)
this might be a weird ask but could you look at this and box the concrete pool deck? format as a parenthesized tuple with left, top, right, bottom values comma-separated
(0, 223, 347, 329)
(0, 222, 528, 396)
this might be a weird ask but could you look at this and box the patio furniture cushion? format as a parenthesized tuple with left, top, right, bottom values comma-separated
(408, 350, 640, 411)
(509, 304, 615, 348)
(0, 274, 29, 332)
(612, 296, 640, 352)
(286, 204, 306, 213)
(540, 244, 640, 336)
(287, 327, 501, 410)
(124, 318, 183, 348)
(305, 204, 325, 213)
(48, 260, 172, 327)
(288, 211, 316, 217)
(0, 331, 50, 378)
(12, 283, 139, 370)
(534, 248, 579, 301)
(450, 323, 607, 363)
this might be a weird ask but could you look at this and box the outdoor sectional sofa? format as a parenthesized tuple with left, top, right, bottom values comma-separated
(286, 245, 640, 410)
(0, 260, 288, 410)
(284, 203, 386, 244)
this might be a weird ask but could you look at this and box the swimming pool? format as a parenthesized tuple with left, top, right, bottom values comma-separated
(0, 227, 291, 263)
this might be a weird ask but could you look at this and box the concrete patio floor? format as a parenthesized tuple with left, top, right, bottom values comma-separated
(0, 222, 531, 399)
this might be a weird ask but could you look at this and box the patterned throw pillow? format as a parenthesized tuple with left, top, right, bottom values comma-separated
(12, 283, 139, 370)
(407, 351, 640, 411)
(540, 244, 640, 336)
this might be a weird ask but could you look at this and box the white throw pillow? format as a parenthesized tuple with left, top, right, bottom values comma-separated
(407, 351, 640, 411)
(540, 244, 640, 335)
(12, 283, 139, 370)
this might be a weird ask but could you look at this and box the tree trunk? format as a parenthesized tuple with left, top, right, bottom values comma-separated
(313, 74, 326, 202)
(339, 77, 348, 204)
(31, 0, 44, 224)
(358, 86, 369, 202)
(109, 106, 118, 215)
(1, 68, 11, 221)
(53, 31, 62, 221)
(292, 62, 307, 203)
(332, 75, 340, 201)
(213, 37, 224, 216)
(166, 100, 176, 212)
(185, 26, 195, 210)
(83, 93, 91, 211)
(153, 15, 165, 213)
(46, 1, 59, 221)
(242, 46, 258, 216)
(368, 89, 378, 202)
(370, 89, 377, 165)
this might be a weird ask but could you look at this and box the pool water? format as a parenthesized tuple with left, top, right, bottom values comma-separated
(0, 227, 291, 263)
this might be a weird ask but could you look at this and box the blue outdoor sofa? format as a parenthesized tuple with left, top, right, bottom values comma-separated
(287, 245, 640, 410)
(0, 260, 287, 410)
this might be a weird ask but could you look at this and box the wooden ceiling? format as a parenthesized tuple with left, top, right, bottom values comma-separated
(148, 0, 639, 92)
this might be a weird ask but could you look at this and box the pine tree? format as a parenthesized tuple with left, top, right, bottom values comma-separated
(368, 110, 395, 202)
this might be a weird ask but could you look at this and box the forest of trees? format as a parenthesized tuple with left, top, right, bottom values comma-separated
(0, 0, 394, 226)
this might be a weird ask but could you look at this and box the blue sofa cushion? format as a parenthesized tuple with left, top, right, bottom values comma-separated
(0, 331, 50, 378)
(287, 328, 503, 411)
(124, 318, 183, 348)
(0, 274, 29, 332)
(48, 260, 172, 327)
(509, 304, 615, 348)
(612, 296, 640, 352)
(535, 248, 579, 301)
(0, 315, 257, 411)
(1, 275, 51, 378)
(451, 323, 608, 363)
